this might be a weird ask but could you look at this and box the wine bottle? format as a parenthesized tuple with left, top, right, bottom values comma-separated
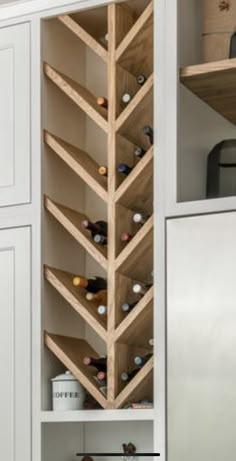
(97, 305, 107, 316)
(122, 93, 132, 105)
(98, 165, 108, 177)
(94, 234, 107, 246)
(82, 219, 107, 237)
(120, 369, 139, 382)
(73, 276, 107, 293)
(97, 96, 108, 109)
(100, 33, 108, 46)
(117, 163, 133, 176)
(134, 353, 152, 366)
(137, 74, 147, 86)
(97, 371, 107, 382)
(83, 356, 107, 372)
(133, 213, 149, 225)
(143, 125, 154, 145)
(121, 232, 133, 243)
(149, 338, 154, 347)
(121, 302, 137, 313)
(132, 282, 151, 296)
(134, 146, 146, 158)
(86, 290, 107, 304)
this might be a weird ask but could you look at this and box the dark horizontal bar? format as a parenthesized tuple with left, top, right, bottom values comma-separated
(76, 454, 160, 457)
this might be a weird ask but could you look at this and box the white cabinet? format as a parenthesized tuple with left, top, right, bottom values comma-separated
(0, 226, 31, 461)
(0, 23, 30, 207)
(167, 212, 236, 461)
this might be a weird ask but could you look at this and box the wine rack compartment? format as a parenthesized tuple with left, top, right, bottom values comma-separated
(42, 0, 154, 410)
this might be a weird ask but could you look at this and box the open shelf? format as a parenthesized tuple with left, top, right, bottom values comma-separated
(44, 131, 108, 202)
(115, 221, 153, 281)
(180, 58, 236, 126)
(114, 287, 153, 348)
(116, 73, 154, 130)
(115, 215, 153, 269)
(116, 1, 153, 78)
(44, 266, 107, 340)
(45, 332, 108, 408)
(44, 63, 108, 133)
(115, 356, 154, 409)
(44, 196, 108, 270)
(42, 0, 154, 414)
(115, 146, 153, 213)
(58, 14, 108, 62)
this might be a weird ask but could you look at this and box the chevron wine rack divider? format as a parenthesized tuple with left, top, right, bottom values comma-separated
(43, 0, 154, 410)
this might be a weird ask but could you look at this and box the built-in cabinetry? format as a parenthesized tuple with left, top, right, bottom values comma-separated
(1, 1, 236, 461)
(0, 227, 31, 461)
(0, 23, 30, 207)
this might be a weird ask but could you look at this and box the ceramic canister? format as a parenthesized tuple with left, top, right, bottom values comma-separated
(51, 370, 86, 411)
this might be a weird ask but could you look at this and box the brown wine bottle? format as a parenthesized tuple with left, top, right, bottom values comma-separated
(82, 219, 107, 237)
(73, 276, 107, 293)
(83, 356, 107, 372)
(86, 290, 107, 305)
(98, 165, 108, 177)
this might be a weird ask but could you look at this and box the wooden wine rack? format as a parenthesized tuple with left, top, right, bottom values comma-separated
(43, 0, 154, 410)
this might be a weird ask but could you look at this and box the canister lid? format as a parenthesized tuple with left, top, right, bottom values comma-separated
(51, 370, 77, 382)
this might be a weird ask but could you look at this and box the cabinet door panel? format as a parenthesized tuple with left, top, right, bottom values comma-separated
(0, 227, 31, 461)
(167, 212, 236, 461)
(0, 23, 30, 206)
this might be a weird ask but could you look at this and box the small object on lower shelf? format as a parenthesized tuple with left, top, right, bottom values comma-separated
(51, 370, 86, 411)
(131, 402, 154, 409)
(81, 457, 94, 461)
(207, 139, 236, 198)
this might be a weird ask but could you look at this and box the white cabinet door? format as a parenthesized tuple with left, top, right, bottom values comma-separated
(0, 227, 31, 461)
(167, 212, 236, 461)
(0, 23, 30, 207)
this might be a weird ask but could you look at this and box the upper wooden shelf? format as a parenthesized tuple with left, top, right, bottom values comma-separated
(45, 266, 107, 341)
(44, 195, 108, 271)
(115, 146, 153, 214)
(116, 0, 153, 78)
(44, 131, 108, 202)
(180, 58, 236, 126)
(114, 287, 153, 348)
(58, 14, 108, 63)
(44, 63, 108, 133)
(114, 356, 154, 409)
(45, 332, 107, 409)
(116, 73, 154, 131)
